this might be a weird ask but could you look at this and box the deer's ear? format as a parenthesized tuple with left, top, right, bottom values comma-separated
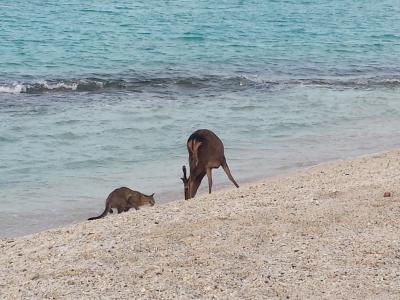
(151, 193, 155, 197)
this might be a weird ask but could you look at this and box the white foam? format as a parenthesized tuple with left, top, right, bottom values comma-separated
(0, 81, 81, 94)
(34, 80, 78, 91)
(0, 84, 26, 94)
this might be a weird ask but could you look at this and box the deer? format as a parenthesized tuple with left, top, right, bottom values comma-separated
(180, 129, 239, 200)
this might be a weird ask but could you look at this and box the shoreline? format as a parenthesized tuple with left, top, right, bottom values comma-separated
(4, 147, 398, 239)
(1, 149, 400, 298)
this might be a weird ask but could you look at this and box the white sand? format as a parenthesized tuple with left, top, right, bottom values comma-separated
(1, 150, 400, 299)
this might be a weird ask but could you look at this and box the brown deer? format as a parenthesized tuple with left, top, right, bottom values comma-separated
(181, 129, 239, 199)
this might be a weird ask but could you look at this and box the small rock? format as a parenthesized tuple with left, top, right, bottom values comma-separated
(383, 192, 391, 197)
(31, 274, 40, 280)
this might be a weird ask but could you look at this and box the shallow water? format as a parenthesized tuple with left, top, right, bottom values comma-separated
(1, 0, 400, 237)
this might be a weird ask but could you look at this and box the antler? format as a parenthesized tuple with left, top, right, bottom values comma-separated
(181, 165, 188, 182)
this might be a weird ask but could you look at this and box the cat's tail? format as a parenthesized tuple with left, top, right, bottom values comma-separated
(88, 202, 110, 220)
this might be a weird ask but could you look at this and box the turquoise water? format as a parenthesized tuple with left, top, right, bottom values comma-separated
(1, 0, 400, 237)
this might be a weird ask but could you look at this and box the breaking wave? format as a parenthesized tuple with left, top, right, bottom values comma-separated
(1, 74, 400, 94)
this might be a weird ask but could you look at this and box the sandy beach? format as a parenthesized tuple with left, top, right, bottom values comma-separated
(1, 150, 400, 299)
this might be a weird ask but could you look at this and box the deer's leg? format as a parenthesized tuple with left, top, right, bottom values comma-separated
(221, 158, 239, 188)
(109, 208, 113, 214)
(117, 206, 124, 214)
(206, 168, 213, 194)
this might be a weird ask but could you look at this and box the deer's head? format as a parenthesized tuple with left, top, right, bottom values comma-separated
(181, 165, 204, 200)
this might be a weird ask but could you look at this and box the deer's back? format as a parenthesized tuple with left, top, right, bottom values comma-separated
(187, 129, 225, 164)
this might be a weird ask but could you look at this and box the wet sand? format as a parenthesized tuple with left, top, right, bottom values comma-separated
(1, 150, 400, 299)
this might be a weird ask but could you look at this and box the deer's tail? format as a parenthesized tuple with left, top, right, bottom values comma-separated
(88, 201, 110, 220)
(221, 157, 239, 188)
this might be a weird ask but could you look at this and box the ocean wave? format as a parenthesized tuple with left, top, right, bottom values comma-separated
(1, 75, 400, 94)
(293, 77, 400, 88)
(0, 84, 26, 94)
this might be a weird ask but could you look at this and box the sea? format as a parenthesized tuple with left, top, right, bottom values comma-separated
(1, 0, 400, 237)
